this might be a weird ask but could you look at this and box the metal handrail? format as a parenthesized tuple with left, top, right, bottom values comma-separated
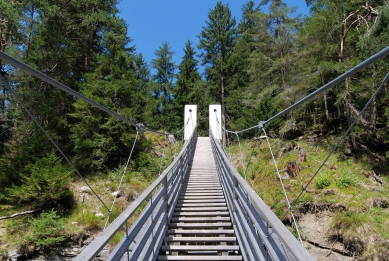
(210, 133, 314, 261)
(75, 130, 197, 261)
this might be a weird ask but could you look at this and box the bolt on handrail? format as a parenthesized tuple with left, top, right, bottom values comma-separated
(210, 132, 314, 261)
(75, 130, 197, 261)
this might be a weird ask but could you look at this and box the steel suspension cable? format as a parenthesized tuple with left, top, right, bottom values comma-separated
(0, 51, 181, 137)
(206, 46, 389, 136)
(103, 128, 139, 230)
(0, 74, 110, 212)
(261, 126, 303, 245)
(284, 72, 389, 218)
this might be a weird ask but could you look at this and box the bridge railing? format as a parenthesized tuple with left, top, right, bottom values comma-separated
(210, 134, 314, 261)
(75, 130, 197, 261)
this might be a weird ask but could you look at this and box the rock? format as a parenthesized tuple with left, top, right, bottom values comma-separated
(95, 212, 104, 219)
(95, 247, 110, 261)
(369, 197, 389, 208)
(80, 186, 91, 193)
(331, 203, 346, 211)
(8, 249, 24, 261)
(58, 247, 79, 257)
(167, 134, 176, 145)
(281, 120, 303, 140)
(324, 189, 335, 195)
(83, 236, 93, 246)
(128, 190, 139, 201)
(111, 191, 121, 197)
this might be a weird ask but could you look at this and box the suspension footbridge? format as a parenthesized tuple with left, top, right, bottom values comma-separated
(1, 46, 389, 260)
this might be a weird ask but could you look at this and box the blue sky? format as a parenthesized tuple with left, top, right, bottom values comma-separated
(117, 1, 310, 68)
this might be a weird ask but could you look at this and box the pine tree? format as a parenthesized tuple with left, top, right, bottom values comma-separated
(226, 0, 262, 131)
(248, 0, 300, 130)
(131, 53, 151, 123)
(69, 17, 139, 172)
(198, 1, 237, 144)
(148, 42, 177, 131)
(173, 40, 202, 129)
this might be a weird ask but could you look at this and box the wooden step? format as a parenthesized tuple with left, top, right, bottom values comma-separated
(173, 211, 230, 216)
(177, 199, 225, 203)
(171, 217, 230, 222)
(175, 203, 226, 207)
(180, 193, 224, 196)
(183, 184, 220, 187)
(167, 229, 235, 235)
(183, 187, 222, 189)
(161, 245, 240, 251)
(178, 196, 225, 200)
(174, 207, 228, 211)
(169, 222, 232, 228)
(158, 256, 242, 260)
(164, 236, 237, 242)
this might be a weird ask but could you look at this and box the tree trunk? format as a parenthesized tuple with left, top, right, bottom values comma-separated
(322, 78, 330, 121)
(345, 79, 358, 151)
(221, 74, 226, 147)
(25, 5, 35, 58)
(0, 16, 7, 151)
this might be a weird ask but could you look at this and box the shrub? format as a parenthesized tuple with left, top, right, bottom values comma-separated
(316, 174, 331, 189)
(337, 174, 359, 189)
(27, 210, 66, 248)
(7, 154, 75, 212)
(0, 248, 7, 260)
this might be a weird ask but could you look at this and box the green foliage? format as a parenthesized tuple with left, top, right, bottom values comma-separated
(0, 247, 7, 261)
(198, 1, 237, 141)
(27, 210, 66, 248)
(72, 202, 103, 231)
(110, 231, 125, 247)
(336, 174, 359, 189)
(315, 174, 331, 189)
(147, 42, 177, 131)
(7, 154, 74, 212)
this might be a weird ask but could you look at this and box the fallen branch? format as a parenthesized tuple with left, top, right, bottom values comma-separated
(0, 209, 40, 220)
(326, 235, 339, 257)
(305, 238, 351, 257)
(373, 171, 385, 186)
(359, 144, 386, 161)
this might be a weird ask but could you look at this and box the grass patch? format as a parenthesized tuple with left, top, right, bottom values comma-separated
(315, 174, 331, 189)
(226, 134, 389, 258)
(336, 173, 360, 189)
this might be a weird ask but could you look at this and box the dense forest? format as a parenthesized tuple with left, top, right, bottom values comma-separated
(1, 0, 389, 259)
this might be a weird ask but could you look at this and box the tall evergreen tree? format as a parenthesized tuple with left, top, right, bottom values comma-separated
(248, 0, 300, 129)
(226, 0, 262, 131)
(173, 40, 202, 129)
(148, 42, 176, 131)
(198, 1, 237, 144)
(131, 53, 151, 123)
(0, 0, 133, 186)
(68, 16, 139, 172)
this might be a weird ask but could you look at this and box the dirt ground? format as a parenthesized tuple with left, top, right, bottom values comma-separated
(299, 211, 354, 261)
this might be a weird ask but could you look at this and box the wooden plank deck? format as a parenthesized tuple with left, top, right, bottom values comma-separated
(158, 137, 242, 260)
